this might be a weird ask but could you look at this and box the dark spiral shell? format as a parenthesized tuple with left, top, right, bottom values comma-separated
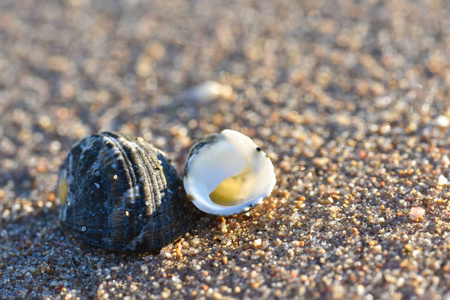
(57, 132, 197, 252)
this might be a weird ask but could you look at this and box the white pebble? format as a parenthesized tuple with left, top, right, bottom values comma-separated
(438, 175, 448, 186)
(433, 115, 450, 128)
(182, 81, 233, 103)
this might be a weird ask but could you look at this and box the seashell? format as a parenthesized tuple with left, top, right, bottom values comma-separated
(57, 131, 197, 252)
(183, 129, 276, 216)
(180, 81, 234, 103)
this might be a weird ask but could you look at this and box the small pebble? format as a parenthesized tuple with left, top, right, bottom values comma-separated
(161, 290, 171, 299)
(433, 115, 450, 128)
(253, 239, 262, 247)
(409, 207, 425, 222)
(181, 81, 233, 103)
(437, 175, 448, 186)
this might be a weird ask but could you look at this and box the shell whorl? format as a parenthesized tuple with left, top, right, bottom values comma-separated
(58, 132, 197, 252)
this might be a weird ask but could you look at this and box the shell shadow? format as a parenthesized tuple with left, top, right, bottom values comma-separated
(0, 196, 206, 258)
(0, 206, 61, 247)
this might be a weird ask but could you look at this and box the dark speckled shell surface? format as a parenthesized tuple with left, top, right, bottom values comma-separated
(58, 132, 197, 252)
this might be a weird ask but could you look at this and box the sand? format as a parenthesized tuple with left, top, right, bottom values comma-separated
(0, 0, 449, 299)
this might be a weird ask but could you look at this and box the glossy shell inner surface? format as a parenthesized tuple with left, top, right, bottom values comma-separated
(58, 132, 196, 252)
(184, 129, 276, 215)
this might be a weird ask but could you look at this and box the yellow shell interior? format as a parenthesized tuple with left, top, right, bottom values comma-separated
(58, 178, 68, 204)
(209, 167, 251, 206)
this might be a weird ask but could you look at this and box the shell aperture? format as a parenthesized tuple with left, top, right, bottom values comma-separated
(57, 132, 197, 252)
(183, 129, 276, 216)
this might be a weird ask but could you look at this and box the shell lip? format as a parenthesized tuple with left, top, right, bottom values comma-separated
(184, 176, 275, 216)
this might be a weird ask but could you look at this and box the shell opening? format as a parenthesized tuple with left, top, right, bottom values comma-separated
(58, 177, 68, 204)
(209, 167, 252, 206)
(184, 129, 276, 215)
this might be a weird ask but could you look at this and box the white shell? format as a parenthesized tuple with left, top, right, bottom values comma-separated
(181, 81, 233, 103)
(183, 129, 276, 215)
